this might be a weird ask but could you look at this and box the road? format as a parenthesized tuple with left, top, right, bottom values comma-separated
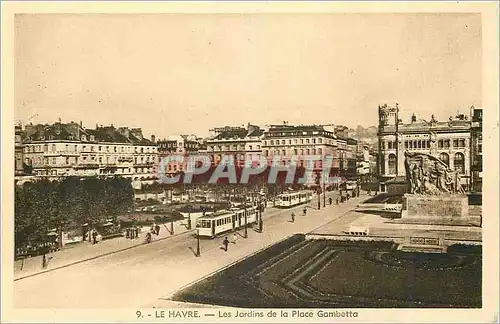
(14, 192, 366, 308)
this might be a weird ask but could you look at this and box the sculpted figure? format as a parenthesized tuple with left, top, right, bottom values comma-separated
(404, 151, 462, 195)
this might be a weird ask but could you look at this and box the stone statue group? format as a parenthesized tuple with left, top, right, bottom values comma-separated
(404, 151, 465, 195)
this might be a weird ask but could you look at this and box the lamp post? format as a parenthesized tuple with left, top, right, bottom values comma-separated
(196, 229, 200, 257)
(323, 181, 326, 208)
(244, 207, 248, 238)
(187, 205, 192, 230)
(258, 201, 263, 233)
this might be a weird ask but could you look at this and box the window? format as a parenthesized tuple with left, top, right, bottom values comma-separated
(454, 152, 465, 174)
(318, 138, 322, 144)
(438, 140, 443, 149)
(388, 141, 393, 150)
(453, 139, 459, 148)
(459, 139, 465, 148)
(444, 140, 450, 148)
(306, 139, 310, 144)
(405, 141, 409, 149)
(388, 154, 396, 174)
(439, 153, 449, 167)
(426, 140, 430, 148)
(281, 140, 285, 145)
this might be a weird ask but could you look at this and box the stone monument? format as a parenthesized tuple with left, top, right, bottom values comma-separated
(400, 151, 474, 224)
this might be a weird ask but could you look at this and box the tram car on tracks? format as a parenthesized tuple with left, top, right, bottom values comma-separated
(196, 206, 258, 238)
(275, 190, 313, 208)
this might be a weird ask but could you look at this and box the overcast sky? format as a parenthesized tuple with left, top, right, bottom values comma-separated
(15, 13, 481, 138)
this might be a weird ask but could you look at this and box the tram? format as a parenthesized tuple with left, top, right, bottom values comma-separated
(196, 206, 258, 238)
(275, 190, 313, 208)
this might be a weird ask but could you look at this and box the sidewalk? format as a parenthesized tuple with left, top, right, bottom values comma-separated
(150, 194, 366, 308)
(14, 220, 192, 280)
(13, 193, 366, 309)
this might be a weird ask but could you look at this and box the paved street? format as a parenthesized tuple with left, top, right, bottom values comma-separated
(14, 192, 366, 308)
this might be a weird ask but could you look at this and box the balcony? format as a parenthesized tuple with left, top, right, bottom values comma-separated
(43, 151, 80, 157)
(74, 164, 100, 169)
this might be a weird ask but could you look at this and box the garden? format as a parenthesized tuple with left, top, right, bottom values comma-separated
(173, 236, 482, 308)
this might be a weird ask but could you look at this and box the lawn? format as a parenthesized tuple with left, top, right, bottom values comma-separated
(172, 236, 482, 308)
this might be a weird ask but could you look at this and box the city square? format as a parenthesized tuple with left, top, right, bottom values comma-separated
(4, 6, 498, 324)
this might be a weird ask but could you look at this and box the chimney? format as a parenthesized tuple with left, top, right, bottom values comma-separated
(411, 113, 417, 123)
(151, 134, 156, 143)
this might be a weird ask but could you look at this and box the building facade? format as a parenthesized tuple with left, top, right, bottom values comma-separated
(15, 125, 25, 176)
(261, 124, 340, 174)
(377, 103, 475, 192)
(206, 124, 264, 168)
(470, 106, 483, 192)
(20, 121, 158, 186)
(156, 135, 202, 176)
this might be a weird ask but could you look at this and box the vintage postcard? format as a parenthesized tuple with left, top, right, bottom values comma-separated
(2, 1, 499, 323)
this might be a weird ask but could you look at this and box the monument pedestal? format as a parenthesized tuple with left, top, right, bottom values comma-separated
(399, 194, 479, 226)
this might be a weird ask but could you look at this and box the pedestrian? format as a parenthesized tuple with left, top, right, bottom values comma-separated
(223, 237, 229, 252)
(231, 233, 238, 244)
(303, 207, 307, 216)
(329, 197, 332, 205)
(155, 224, 160, 236)
(134, 227, 139, 239)
(291, 212, 295, 223)
(146, 232, 152, 243)
(125, 228, 130, 239)
(92, 230, 98, 245)
(336, 197, 339, 205)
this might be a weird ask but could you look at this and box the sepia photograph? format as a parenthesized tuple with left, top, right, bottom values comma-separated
(2, 1, 499, 323)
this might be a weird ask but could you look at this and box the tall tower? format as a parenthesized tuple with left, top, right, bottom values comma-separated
(377, 103, 400, 178)
(378, 103, 399, 129)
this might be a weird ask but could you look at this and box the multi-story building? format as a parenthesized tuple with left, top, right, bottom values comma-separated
(20, 121, 158, 186)
(261, 124, 340, 175)
(470, 106, 483, 192)
(206, 124, 264, 168)
(15, 124, 25, 176)
(156, 135, 201, 176)
(377, 103, 474, 192)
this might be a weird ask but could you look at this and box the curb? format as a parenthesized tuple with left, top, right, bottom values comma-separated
(14, 227, 195, 281)
(160, 197, 363, 300)
(160, 234, 294, 301)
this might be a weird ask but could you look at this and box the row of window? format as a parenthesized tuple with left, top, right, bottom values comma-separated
(385, 152, 466, 174)
(264, 148, 326, 156)
(25, 144, 157, 154)
(31, 168, 154, 176)
(207, 144, 261, 152)
(263, 138, 328, 146)
(383, 138, 468, 150)
(158, 142, 198, 149)
(29, 155, 155, 166)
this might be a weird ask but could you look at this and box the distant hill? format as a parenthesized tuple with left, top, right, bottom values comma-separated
(348, 125, 378, 145)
